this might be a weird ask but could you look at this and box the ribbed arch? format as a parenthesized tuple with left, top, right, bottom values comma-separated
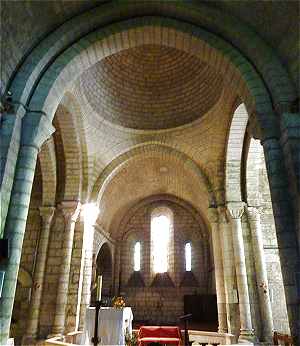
(38, 138, 57, 206)
(54, 104, 82, 201)
(60, 92, 89, 201)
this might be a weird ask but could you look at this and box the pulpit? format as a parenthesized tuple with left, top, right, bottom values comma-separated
(82, 307, 133, 345)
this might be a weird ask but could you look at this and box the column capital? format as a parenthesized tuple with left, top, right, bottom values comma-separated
(208, 207, 219, 223)
(246, 206, 263, 221)
(59, 201, 81, 223)
(227, 202, 245, 219)
(21, 112, 55, 149)
(217, 206, 229, 224)
(252, 111, 281, 143)
(39, 206, 55, 224)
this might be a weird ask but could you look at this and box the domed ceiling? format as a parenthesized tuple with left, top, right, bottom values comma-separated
(80, 45, 224, 130)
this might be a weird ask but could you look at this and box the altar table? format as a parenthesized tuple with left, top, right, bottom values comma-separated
(82, 307, 133, 345)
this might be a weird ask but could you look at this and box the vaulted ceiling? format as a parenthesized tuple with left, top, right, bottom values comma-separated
(2, 0, 298, 236)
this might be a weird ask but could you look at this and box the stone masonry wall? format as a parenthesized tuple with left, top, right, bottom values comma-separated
(247, 139, 289, 334)
(119, 199, 212, 324)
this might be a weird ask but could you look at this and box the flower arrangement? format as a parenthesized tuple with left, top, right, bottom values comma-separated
(125, 329, 138, 346)
(112, 296, 126, 309)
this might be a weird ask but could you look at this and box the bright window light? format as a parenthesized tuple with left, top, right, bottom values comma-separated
(134, 242, 141, 271)
(152, 214, 170, 273)
(185, 242, 192, 271)
(83, 203, 99, 224)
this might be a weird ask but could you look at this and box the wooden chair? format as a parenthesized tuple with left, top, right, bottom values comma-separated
(179, 314, 193, 346)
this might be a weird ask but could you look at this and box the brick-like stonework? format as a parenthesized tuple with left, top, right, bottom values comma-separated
(81, 45, 223, 130)
(247, 138, 289, 334)
(118, 198, 211, 324)
(1, 2, 299, 344)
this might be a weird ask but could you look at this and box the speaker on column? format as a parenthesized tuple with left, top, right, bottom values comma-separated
(0, 239, 9, 260)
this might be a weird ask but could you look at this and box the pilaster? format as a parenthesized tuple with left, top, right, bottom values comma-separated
(247, 206, 274, 344)
(24, 206, 55, 342)
(51, 201, 81, 336)
(227, 202, 255, 343)
(218, 206, 239, 338)
(208, 207, 228, 333)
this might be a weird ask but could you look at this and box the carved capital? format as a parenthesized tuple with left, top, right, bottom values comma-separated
(39, 206, 55, 225)
(248, 111, 282, 144)
(208, 207, 219, 223)
(217, 206, 229, 224)
(59, 201, 81, 223)
(22, 112, 55, 149)
(246, 206, 262, 222)
(227, 202, 245, 219)
(248, 113, 263, 140)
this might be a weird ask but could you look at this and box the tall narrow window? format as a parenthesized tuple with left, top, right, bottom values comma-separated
(151, 210, 171, 273)
(134, 242, 141, 271)
(185, 242, 192, 271)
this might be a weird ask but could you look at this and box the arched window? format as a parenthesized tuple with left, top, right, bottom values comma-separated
(151, 208, 172, 273)
(185, 242, 192, 271)
(134, 241, 141, 271)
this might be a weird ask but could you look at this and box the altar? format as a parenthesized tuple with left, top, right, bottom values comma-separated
(82, 307, 133, 345)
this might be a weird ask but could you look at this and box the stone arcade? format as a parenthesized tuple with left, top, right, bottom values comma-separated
(0, 1, 299, 345)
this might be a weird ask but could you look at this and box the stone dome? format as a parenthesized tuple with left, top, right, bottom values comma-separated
(80, 44, 224, 130)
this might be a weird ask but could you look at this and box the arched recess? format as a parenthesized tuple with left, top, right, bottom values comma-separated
(115, 194, 213, 324)
(91, 143, 214, 204)
(225, 103, 248, 203)
(91, 145, 214, 235)
(7, 3, 295, 114)
(119, 194, 209, 242)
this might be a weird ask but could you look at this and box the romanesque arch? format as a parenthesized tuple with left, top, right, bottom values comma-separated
(1, 4, 299, 344)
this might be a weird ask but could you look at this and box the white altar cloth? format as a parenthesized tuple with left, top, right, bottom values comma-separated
(82, 307, 133, 345)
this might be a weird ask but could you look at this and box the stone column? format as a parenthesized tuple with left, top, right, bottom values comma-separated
(0, 112, 54, 345)
(218, 207, 239, 337)
(24, 207, 55, 342)
(208, 207, 227, 333)
(247, 206, 274, 343)
(78, 228, 96, 330)
(51, 201, 81, 336)
(227, 202, 255, 343)
(114, 243, 122, 295)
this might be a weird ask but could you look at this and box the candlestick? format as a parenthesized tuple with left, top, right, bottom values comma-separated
(96, 275, 102, 301)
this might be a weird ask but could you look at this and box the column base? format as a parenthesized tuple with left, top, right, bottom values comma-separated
(238, 329, 257, 344)
(218, 327, 228, 333)
(47, 332, 63, 339)
(22, 335, 37, 345)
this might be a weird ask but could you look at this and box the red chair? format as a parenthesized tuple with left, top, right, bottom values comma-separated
(138, 326, 182, 346)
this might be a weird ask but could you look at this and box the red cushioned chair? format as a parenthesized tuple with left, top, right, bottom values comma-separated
(138, 326, 182, 346)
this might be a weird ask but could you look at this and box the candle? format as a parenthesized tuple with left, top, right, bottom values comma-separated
(96, 275, 102, 301)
